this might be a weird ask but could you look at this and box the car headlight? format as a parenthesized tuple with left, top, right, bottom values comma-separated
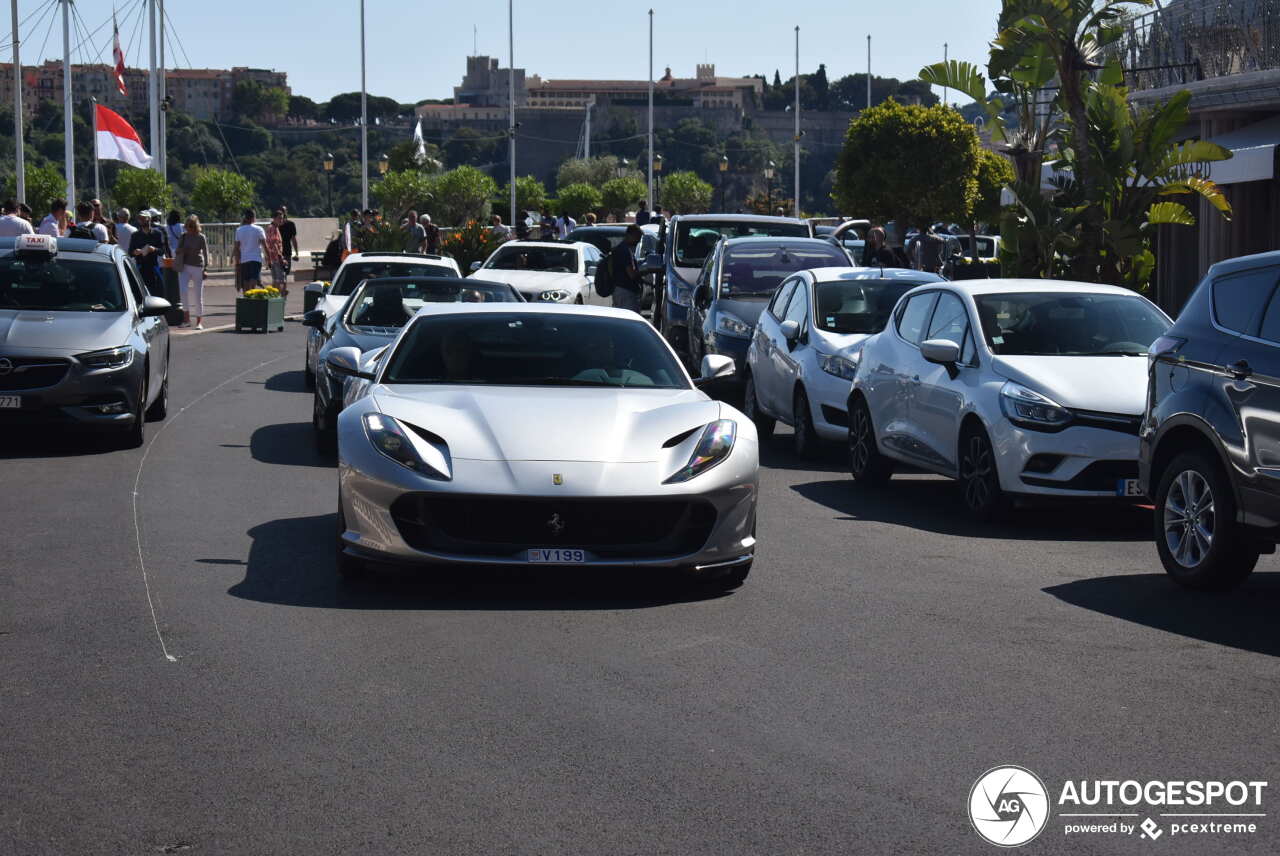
(716, 312, 752, 339)
(362, 412, 451, 479)
(999, 381, 1072, 431)
(666, 275, 693, 307)
(77, 346, 134, 371)
(664, 419, 736, 484)
(539, 289, 570, 302)
(818, 352, 859, 380)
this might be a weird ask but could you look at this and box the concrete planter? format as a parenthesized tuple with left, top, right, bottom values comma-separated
(235, 297, 285, 333)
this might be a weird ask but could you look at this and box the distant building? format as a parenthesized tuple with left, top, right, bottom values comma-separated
(454, 56, 533, 109)
(527, 65, 762, 112)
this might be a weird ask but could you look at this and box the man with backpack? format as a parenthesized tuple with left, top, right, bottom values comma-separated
(70, 201, 109, 242)
(603, 224, 644, 312)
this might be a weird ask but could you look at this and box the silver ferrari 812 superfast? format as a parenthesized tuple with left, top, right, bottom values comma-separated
(327, 303, 759, 588)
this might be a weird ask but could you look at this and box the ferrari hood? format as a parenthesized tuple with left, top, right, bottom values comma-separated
(0, 309, 133, 353)
(470, 270, 581, 294)
(370, 385, 718, 462)
(991, 354, 1150, 415)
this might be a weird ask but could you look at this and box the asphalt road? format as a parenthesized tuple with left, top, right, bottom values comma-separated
(3, 320, 1278, 855)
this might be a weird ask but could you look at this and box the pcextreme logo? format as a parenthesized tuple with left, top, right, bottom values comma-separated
(968, 766, 1268, 847)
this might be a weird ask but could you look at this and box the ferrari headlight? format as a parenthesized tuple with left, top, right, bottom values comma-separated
(999, 381, 1072, 431)
(77, 346, 134, 371)
(362, 412, 451, 479)
(664, 419, 736, 484)
(818, 352, 858, 380)
(539, 289, 570, 302)
(716, 312, 752, 339)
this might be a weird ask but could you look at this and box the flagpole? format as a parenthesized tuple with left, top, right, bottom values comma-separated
(647, 9, 654, 215)
(359, 0, 368, 211)
(61, 0, 74, 208)
(794, 25, 800, 218)
(92, 97, 100, 203)
(147, 0, 158, 176)
(11, 0, 24, 204)
(158, 0, 166, 180)
(507, 0, 515, 229)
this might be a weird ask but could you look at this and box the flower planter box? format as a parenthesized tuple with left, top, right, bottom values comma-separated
(235, 297, 286, 333)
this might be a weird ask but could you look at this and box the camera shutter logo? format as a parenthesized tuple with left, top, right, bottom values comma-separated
(969, 765, 1050, 847)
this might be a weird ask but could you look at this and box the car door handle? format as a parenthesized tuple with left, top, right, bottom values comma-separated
(1229, 359, 1253, 380)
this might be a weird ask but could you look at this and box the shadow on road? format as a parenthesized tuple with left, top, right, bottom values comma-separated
(259, 370, 309, 393)
(0, 425, 127, 459)
(249, 421, 335, 468)
(227, 512, 731, 610)
(758, 433, 849, 474)
(792, 478, 1152, 542)
(1045, 573, 1280, 657)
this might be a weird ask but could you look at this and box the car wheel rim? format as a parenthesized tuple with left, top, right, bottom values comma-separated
(796, 396, 809, 447)
(1164, 469, 1215, 569)
(849, 408, 871, 475)
(960, 434, 994, 510)
(745, 381, 758, 419)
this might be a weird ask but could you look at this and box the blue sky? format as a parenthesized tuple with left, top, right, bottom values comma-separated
(14, 0, 1004, 103)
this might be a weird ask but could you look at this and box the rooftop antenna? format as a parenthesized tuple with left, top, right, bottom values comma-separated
(473, 24, 477, 57)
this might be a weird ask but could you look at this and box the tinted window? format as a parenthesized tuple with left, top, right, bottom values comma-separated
(0, 258, 126, 312)
(333, 261, 456, 295)
(484, 246, 579, 272)
(897, 293, 938, 346)
(814, 278, 932, 334)
(385, 313, 688, 389)
(720, 243, 850, 297)
(674, 220, 810, 267)
(1257, 290, 1280, 344)
(1214, 266, 1279, 335)
(926, 292, 970, 343)
(975, 292, 1170, 356)
(769, 279, 798, 320)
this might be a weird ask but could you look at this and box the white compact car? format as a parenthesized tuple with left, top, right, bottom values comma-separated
(846, 280, 1172, 518)
(468, 241, 606, 304)
(326, 303, 758, 587)
(745, 266, 944, 456)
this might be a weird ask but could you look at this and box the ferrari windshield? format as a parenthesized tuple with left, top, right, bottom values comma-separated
(815, 278, 933, 334)
(975, 292, 1170, 356)
(345, 280, 520, 331)
(483, 246, 580, 273)
(675, 220, 809, 267)
(0, 258, 126, 312)
(384, 312, 688, 389)
(332, 261, 457, 296)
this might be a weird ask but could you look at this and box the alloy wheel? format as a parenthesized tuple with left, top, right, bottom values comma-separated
(1163, 469, 1215, 569)
(849, 407, 872, 477)
(960, 433, 994, 511)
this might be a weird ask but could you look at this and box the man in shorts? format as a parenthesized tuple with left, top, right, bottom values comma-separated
(235, 208, 269, 291)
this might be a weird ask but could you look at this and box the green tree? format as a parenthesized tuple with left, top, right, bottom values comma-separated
(557, 155, 639, 190)
(431, 165, 497, 225)
(324, 92, 402, 122)
(1, 163, 65, 219)
(658, 171, 713, 214)
(288, 95, 319, 121)
(112, 168, 173, 217)
(972, 148, 1016, 228)
(190, 167, 257, 221)
(232, 81, 290, 122)
(372, 169, 436, 219)
(387, 140, 442, 173)
(501, 175, 548, 214)
(600, 176, 648, 220)
(443, 127, 498, 167)
(556, 183, 603, 219)
(832, 100, 979, 237)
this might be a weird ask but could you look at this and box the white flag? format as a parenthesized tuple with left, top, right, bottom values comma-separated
(412, 118, 426, 166)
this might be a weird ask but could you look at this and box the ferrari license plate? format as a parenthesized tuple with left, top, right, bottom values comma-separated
(1116, 478, 1144, 498)
(0, 395, 21, 409)
(528, 548, 587, 564)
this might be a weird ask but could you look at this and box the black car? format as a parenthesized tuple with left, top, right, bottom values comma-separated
(1140, 250, 1280, 589)
(564, 226, 629, 254)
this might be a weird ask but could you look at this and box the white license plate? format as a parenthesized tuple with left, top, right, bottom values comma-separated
(0, 395, 21, 409)
(1116, 478, 1143, 498)
(527, 548, 587, 564)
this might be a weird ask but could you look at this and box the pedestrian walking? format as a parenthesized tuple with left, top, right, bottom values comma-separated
(176, 215, 209, 330)
(584, 212, 597, 226)
(17, 203, 32, 225)
(113, 208, 136, 249)
(610, 224, 644, 312)
(861, 226, 894, 266)
(278, 205, 299, 274)
(557, 210, 577, 239)
(422, 213, 441, 253)
(71, 201, 109, 242)
(234, 208, 269, 292)
(635, 200, 651, 227)
(91, 198, 110, 239)
(266, 210, 288, 295)
(38, 199, 68, 237)
(128, 212, 165, 294)
(515, 211, 530, 241)
(912, 222, 947, 274)
(403, 210, 427, 253)
(539, 208, 556, 238)
(491, 214, 512, 242)
(0, 199, 35, 236)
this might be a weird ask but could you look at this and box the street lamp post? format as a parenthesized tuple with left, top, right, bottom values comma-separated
(323, 152, 335, 217)
(718, 156, 729, 212)
(378, 153, 389, 178)
(764, 161, 776, 214)
(652, 154, 663, 212)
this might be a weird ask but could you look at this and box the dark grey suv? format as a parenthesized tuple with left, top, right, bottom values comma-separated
(1140, 250, 1280, 589)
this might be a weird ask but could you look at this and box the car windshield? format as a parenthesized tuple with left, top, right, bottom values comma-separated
(0, 257, 126, 312)
(721, 244, 850, 297)
(484, 246, 579, 272)
(675, 220, 809, 267)
(815, 278, 933, 334)
(332, 262, 456, 295)
(975, 292, 1170, 356)
(384, 313, 688, 389)
(346, 280, 520, 331)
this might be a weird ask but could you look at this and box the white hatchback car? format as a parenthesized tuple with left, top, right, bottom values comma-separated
(847, 280, 1173, 518)
(469, 241, 606, 304)
(744, 266, 944, 456)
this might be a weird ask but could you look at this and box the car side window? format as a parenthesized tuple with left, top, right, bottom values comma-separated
(896, 292, 938, 346)
(1255, 283, 1280, 344)
(783, 282, 809, 328)
(926, 292, 970, 344)
(770, 279, 798, 320)
(959, 328, 978, 366)
(1213, 266, 1279, 335)
(120, 259, 146, 308)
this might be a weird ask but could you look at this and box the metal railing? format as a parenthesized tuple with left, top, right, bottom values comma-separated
(1108, 0, 1280, 90)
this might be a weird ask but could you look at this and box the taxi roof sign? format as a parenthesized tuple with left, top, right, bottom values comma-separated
(14, 233, 57, 258)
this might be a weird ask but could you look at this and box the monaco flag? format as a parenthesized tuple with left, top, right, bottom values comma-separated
(95, 104, 153, 169)
(112, 15, 128, 96)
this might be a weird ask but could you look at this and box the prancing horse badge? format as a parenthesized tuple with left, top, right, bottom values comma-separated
(552, 474, 564, 485)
